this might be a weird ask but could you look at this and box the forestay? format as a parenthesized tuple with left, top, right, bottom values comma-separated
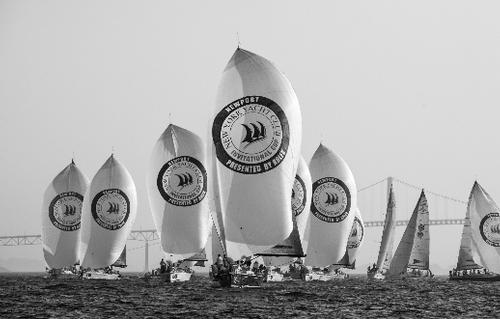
(147, 124, 209, 260)
(80, 155, 137, 268)
(42, 160, 89, 268)
(210, 48, 302, 260)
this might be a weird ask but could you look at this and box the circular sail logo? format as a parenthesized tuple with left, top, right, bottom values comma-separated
(291, 174, 307, 217)
(91, 189, 130, 230)
(49, 191, 83, 231)
(479, 212, 500, 247)
(347, 217, 364, 249)
(311, 177, 351, 223)
(212, 96, 289, 175)
(157, 156, 207, 207)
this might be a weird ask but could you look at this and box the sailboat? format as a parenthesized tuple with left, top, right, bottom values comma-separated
(386, 190, 432, 279)
(255, 156, 311, 282)
(42, 160, 89, 278)
(331, 208, 365, 274)
(449, 182, 500, 281)
(304, 143, 357, 281)
(367, 180, 396, 279)
(210, 48, 302, 287)
(147, 124, 209, 282)
(80, 154, 137, 280)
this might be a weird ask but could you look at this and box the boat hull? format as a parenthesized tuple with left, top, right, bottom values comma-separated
(82, 271, 120, 280)
(449, 274, 500, 281)
(304, 271, 347, 281)
(265, 271, 284, 282)
(164, 271, 192, 283)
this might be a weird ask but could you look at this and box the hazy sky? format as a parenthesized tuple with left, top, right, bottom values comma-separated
(1, 0, 500, 271)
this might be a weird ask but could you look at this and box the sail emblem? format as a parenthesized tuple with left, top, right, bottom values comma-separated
(212, 96, 289, 175)
(417, 231, 424, 239)
(324, 192, 339, 206)
(48, 191, 83, 231)
(157, 156, 207, 207)
(63, 205, 77, 216)
(479, 212, 500, 247)
(418, 224, 425, 231)
(92, 189, 130, 231)
(241, 122, 266, 147)
(347, 217, 364, 249)
(106, 202, 120, 214)
(176, 173, 194, 189)
(413, 259, 421, 264)
(311, 177, 351, 223)
(291, 174, 307, 217)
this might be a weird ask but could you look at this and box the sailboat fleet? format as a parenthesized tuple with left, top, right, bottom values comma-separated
(40, 47, 500, 284)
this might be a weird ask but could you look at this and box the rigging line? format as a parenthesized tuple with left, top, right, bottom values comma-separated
(209, 210, 226, 254)
(393, 178, 467, 205)
(128, 242, 160, 252)
(358, 177, 388, 193)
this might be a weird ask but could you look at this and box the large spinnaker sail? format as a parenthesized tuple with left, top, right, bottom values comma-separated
(334, 208, 365, 269)
(469, 182, 500, 274)
(306, 144, 357, 267)
(376, 184, 396, 270)
(147, 124, 209, 260)
(211, 48, 302, 260)
(80, 155, 137, 268)
(387, 190, 429, 277)
(456, 186, 482, 271)
(42, 160, 89, 268)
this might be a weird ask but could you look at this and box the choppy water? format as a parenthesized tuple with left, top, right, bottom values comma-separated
(1, 273, 499, 318)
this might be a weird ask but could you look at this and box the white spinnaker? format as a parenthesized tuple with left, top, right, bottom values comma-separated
(346, 208, 365, 265)
(42, 160, 89, 268)
(80, 155, 137, 268)
(147, 124, 209, 260)
(469, 182, 500, 274)
(211, 48, 302, 260)
(306, 144, 357, 267)
(376, 185, 396, 270)
(294, 156, 312, 253)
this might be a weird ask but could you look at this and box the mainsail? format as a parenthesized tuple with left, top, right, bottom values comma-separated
(376, 184, 396, 271)
(80, 154, 137, 268)
(42, 160, 89, 268)
(147, 124, 209, 260)
(335, 208, 365, 269)
(306, 144, 357, 267)
(455, 186, 482, 271)
(387, 190, 429, 277)
(210, 48, 302, 260)
(469, 182, 500, 274)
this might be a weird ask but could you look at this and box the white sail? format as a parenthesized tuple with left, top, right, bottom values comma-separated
(456, 187, 482, 270)
(376, 184, 396, 270)
(469, 182, 500, 274)
(294, 156, 313, 253)
(387, 190, 429, 277)
(80, 155, 137, 268)
(211, 48, 302, 260)
(147, 124, 209, 260)
(41, 160, 89, 268)
(335, 208, 365, 268)
(306, 144, 357, 267)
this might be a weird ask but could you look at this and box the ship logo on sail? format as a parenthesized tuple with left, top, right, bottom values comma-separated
(241, 122, 266, 147)
(176, 173, 194, 189)
(49, 191, 83, 231)
(291, 175, 307, 217)
(479, 212, 500, 247)
(347, 217, 364, 249)
(157, 156, 207, 207)
(311, 177, 351, 223)
(212, 96, 289, 175)
(92, 188, 130, 230)
(413, 259, 421, 264)
(106, 202, 120, 214)
(324, 192, 339, 206)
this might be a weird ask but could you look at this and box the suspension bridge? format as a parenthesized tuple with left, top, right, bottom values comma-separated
(0, 176, 469, 271)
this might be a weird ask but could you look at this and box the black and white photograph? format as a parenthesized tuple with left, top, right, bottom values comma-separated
(1, 1, 500, 318)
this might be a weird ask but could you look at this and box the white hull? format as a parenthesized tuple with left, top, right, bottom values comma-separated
(304, 271, 347, 281)
(83, 270, 120, 280)
(168, 271, 192, 283)
(266, 271, 284, 282)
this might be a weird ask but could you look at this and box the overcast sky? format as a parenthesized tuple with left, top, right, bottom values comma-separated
(1, 0, 499, 271)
